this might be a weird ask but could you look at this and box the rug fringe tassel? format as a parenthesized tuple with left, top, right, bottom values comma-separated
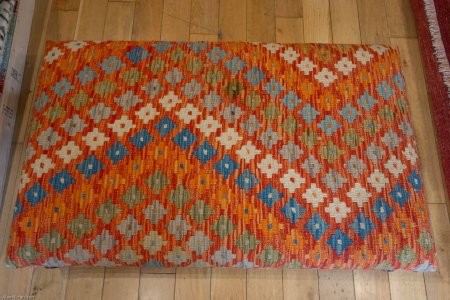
(423, 0, 450, 98)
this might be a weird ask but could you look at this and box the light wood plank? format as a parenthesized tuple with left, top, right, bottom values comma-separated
(218, 0, 246, 41)
(424, 204, 450, 299)
(390, 38, 447, 204)
(276, 17, 304, 43)
(330, 0, 361, 44)
(76, 0, 108, 40)
(357, 0, 390, 44)
(385, 0, 416, 38)
(190, 34, 219, 41)
(318, 270, 355, 300)
(102, 267, 140, 300)
(353, 270, 390, 300)
(389, 271, 426, 300)
(65, 268, 105, 300)
(139, 272, 175, 300)
(30, 268, 68, 300)
(247, 269, 283, 300)
(211, 268, 246, 300)
(190, 0, 219, 35)
(46, 10, 78, 41)
(103, 1, 135, 40)
(141, 268, 177, 274)
(161, 0, 191, 40)
(53, 0, 81, 10)
(283, 269, 319, 300)
(303, 0, 332, 43)
(132, 0, 164, 40)
(275, 0, 303, 18)
(175, 268, 211, 300)
(247, 0, 275, 42)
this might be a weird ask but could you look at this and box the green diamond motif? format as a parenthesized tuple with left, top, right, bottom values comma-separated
(95, 199, 122, 224)
(17, 243, 41, 264)
(282, 115, 301, 136)
(257, 246, 283, 265)
(43, 103, 66, 123)
(67, 214, 96, 239)
(244, 91, 262, 110)
(149, 56, 167, 74)
(38, 228, 67, 252)
(188, 200, 214, 223)
(69, 90, 90, 110)
(235, 230, 260, 254)
(396, 245, 418, 267)
(168, 184, 193, 209)
(418, 230, 433, 254)
(121, 184, 146, 208)
(205, 66, 223, 85)
(185, 56, 204, 75)
(146, 170, 170, 194)
(213, 215, 235, 239)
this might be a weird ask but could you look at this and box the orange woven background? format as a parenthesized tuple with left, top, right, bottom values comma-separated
(6, 41, 436, 270)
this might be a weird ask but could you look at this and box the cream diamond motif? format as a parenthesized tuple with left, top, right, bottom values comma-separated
(56, 141, 83, 164)
(346, 183, 371, 208)
(314, 68, 337, 87)
(135, 103, 160, 123)
(280, 169, 305, 193)
(302, 183, 326, 208)
(176, 103, 201, 124)
(384, 155, 406, 178)
(280, 47, 300, 64)
(354, 48, 374, 65)
(334, 57, 356, 76)
(159, 91, 182, 111)
(367, 169, 388, 192)
(108, 115, 136, 137)
(325, 198, 351, 223)
(195, 116, 221, 137)
(296, 58, 317, 75)
(216, 128, 242, 150)
(31, 154, 56, 178)
(236, 141, 261, 163)
(82, 128, 110, 151)
(257, 154, 282, 178)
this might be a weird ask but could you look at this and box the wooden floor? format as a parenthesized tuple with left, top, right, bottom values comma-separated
(0, 0, 449, 299)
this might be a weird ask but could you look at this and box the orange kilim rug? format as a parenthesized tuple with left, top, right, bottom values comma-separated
(6, 41, 437, 270)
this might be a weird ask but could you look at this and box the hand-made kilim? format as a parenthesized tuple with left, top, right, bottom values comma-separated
(6, 41, 437, 270)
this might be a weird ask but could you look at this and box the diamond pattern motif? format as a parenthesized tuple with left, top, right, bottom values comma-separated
(7, 41, 435, 270)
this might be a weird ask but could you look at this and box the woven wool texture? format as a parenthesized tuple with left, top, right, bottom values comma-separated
(6, 41, 437, 270)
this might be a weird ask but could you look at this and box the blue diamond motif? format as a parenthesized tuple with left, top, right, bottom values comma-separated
(392, 73, 405, 90)
(257, 184, 284, 208)
(235, 168, 259, 192)
(76, 155, 104, 179)
(408, 170, 422, 192)
(52, 78, 74, 98)
(244, 66, 266, 86)
(214, 154, 239, 179)
(282, 91, 301, 110)
(376, 81, 394, 100)
(25, 183, 48, 207)
(225, 56, 246, 74)
(299, 103, 320, 124)
(339, 103, 361, 123)
(327, 229, 353, 254)
(153, 41, 173, 53)
(281, 198, 305, 223)
(189, 42, 207, 53)
(76, 66, 98, 86)
(126, 46, 151, 63)
(264, 78, 284, 98)
(357, 91, 378, 111)
(349, 213, 376, 240)
(106, 141, 129, 164)
(99, 56, 123, 74)
(49, 169, 76, 193)
(155, 116, 177, 137)
(390, 183, 410, 207)
(207, 47, 227, 63)
(35, 92, 51, 112)
(305, 213, 329, 240)
(13, 200, 24, 218)
(172, 128, 197, 150)
(129, 129, 154, 150)
(193, 141, 217, 164)
(372, 198, 393, 222)
(318, 115, 342, 136)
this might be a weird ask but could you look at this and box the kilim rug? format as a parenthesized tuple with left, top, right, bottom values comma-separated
(411, 0, 450, 206)
(6, 41, 437, 270)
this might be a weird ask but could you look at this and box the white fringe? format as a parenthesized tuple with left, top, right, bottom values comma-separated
(423, 0, 450, 98)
